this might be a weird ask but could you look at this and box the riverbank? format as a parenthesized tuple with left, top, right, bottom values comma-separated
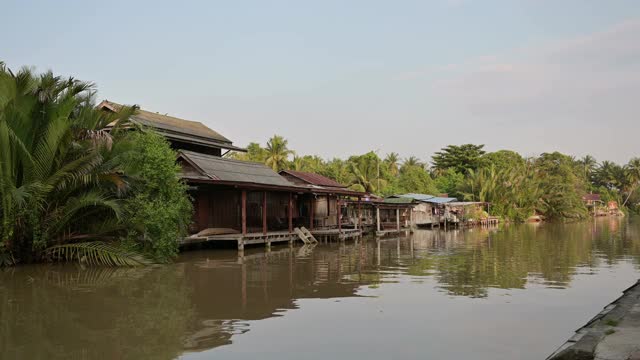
(548, 279, 640, 360)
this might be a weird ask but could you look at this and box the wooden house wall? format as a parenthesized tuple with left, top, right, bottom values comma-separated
(191, 188, 241, 233)
(412, 203, 436, 225)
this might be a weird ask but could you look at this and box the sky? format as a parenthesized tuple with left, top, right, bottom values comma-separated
(2, 0, 640, 163)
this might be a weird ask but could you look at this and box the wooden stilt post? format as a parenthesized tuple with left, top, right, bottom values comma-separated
(396, 208, 400, 231)
(357, 197, 362, 230)
(241, 190, 247, 235)
(376, 207, 381, 232)
(310, 196, 315, 230)
(262, 191, 267, 235)
(337, 197, 341, 232)
(288, 192, 293, 234)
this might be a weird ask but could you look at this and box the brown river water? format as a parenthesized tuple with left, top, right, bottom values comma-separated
(2, 217, 640, 360)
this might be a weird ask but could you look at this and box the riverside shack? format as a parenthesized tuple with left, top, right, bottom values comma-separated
(99, 101, 365, 249)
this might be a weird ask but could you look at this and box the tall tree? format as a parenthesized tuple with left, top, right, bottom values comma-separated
(347, 152, 385, 193)
(578, 155, 598, 180)
(401, 156, 424, 172)
(623, 158, 640, 206)
(264, 135, 294, 171)
(384, 152, 400, 176)
(431, 144, 486, 174)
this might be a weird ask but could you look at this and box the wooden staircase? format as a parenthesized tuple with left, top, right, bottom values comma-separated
(294, 227, 318, 244)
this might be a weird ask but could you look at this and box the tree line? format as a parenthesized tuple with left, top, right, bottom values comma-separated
(230, 136, 640, 222)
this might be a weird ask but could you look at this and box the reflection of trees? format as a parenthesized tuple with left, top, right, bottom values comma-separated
(3, 218, 639, 357)
(0, 265, 195, 360)
(0, 245, 386, 358)
(406, 218, 640, 298)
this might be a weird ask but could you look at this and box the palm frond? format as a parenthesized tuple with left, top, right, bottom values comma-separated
(46, 241, 151, 266)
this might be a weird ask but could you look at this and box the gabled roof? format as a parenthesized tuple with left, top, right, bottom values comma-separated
(279, 170, 347, 188)
(98, 100, 246, 152)
(178, 150, 295, 188)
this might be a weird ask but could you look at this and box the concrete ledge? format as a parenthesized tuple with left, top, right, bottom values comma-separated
(548, 280, 640, 360)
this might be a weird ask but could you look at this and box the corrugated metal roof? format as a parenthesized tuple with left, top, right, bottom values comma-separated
(279, 170, 347, 188)
(393, 193, 435, 201)
(99, 100, 234, 145)
(382, 197, 416, 204)
(179, 151, 295, 187)
(447, 202, 485, 206)
(425, 197, 458, 204)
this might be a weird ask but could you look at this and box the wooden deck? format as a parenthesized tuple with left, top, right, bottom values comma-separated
(182, 228, 363, 251)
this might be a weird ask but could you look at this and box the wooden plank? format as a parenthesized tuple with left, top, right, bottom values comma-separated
(300, 226, 318, 243)
(294, 227, 311, 244)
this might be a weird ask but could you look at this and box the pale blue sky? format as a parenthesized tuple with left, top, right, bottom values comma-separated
(2, 0, 640, 163)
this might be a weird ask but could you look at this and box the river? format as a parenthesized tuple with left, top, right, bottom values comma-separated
(2, 217, 639, 359)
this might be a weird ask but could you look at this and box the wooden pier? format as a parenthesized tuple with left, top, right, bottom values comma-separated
(182, 227, 362, 251)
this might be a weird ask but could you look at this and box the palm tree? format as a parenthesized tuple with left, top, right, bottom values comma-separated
(347, 152, 385, 193)
(0, 65, 142, 265)
(384, 152, 400, 176)
(403, 156, 422, 167)
(579, 155, 597, 179)
(265, 135, 294, 171)
(623, 158, 640, 206)
(594, 161, 625, 190)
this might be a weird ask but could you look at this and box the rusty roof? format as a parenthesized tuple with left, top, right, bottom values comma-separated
(178, 150, 295, 187)
(583, 193, 601, 201)
(98, 100, 241, 149)
(279, 170, 347, 188)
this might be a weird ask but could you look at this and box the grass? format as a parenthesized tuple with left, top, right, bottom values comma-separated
(604, 319, 619, 327)
(604, 329, 616, 336)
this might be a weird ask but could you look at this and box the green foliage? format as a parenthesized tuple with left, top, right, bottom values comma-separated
(347, 152, 386, 193)
(482, 150, 525, 172)
(265, 135, 294, 171)
(0, 64, 137, 264)
(46, 241, 151, 266)
(431, 144, 486, 174)
(236, 134, 638, 221)
(535, 152, 588, 220)
(0, 64, 192, 266)
(434, 168, 464, 197)
(120, 131, 192, 263)
(396, 165, 438, 196)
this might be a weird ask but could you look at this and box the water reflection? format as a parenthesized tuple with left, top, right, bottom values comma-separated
(1, 217, 639, 359)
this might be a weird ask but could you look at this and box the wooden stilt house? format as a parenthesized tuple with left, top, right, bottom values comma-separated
(99, 101, 365, 248)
